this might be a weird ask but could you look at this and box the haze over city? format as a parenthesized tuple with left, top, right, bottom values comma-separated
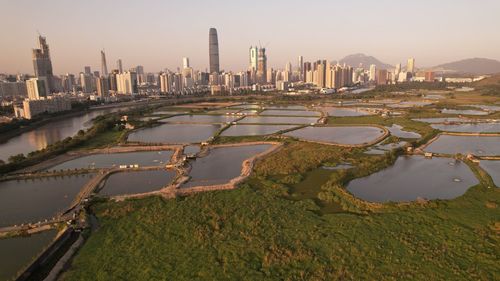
(1, 1, 500, 280)
(1, 0, 500, 74)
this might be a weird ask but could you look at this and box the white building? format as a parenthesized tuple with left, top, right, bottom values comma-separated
(116, 71, 138, 94)
(26, 77, 49, 100)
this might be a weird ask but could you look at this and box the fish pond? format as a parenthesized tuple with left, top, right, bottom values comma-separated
(99, 170, 177, 196)
(48, 150, 174, 171)
(284, 126, 385, 146)
(0, 174, 93, 227)
(128, 123, 221, 144)
(347, 156, 478, 202)
(424, 135, 500, 156)
(182, 144, 272, 188)
(221, 124, 298, 136)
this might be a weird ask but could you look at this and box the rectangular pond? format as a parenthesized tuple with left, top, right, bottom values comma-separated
(128, 123, 221, 144)
(264, 105, 307, 110)
(347, 156, 478, 202)
(259, 110, 320, 117)
(160, 114, 239, 124)
(284, 126, 385, 146)
(413, 117, 469, 124)
(0, 174, 94, 227)
(0, 229, 57, 281)
(424, 135, 500, 156)
(323, 107, 371, 117)
(48, 150, 174, 171)
(238, 116, 318, 125)
(221, 124, 298, 136)
(99, 170, 177, 196)
(182, 144, 272, 188)
(441, 109, 488, 116)
(431, 123, 500, 133)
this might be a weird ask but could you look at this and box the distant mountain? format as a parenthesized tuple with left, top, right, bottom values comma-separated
(338, 53, 393, 70)
(433, 58, 500, 75)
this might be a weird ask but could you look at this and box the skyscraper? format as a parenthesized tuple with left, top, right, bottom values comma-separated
(249, 46, 258, 70)
(32, 35, 54, 93)
(369, 64, 377, 81)
(297, 56, 303, 79)
(256, 48, 267, 84)
(407, 58, 415, 73)
(84, 66, 92, 75)
(101, 50, 108, 77)
(209, 28, 220, 73)
(117, 59, 123, 73)
(183, 57, 190, 69)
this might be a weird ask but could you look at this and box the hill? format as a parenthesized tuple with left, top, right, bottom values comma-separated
(434, 58, 500, 75)
(338, 53, 393, 69)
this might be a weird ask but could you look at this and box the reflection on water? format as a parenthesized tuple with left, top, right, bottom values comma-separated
(0, 229, 57, 281)
(0, 174, 93, 227)
(128, 123, 221, 144)
(260, 110, 320, 116)
(221, 124, 297, 136)
(425, 135, 500, 156)
(479, 160, 500, 187)
(48, 151, 174, 171)
(284, 126, 385, 145)
(239, 116, 318, 124)
(386, 124, 421, 138)
(431, 123, 500, 133)
(182, 144, 271, 188)
(347, 156, 478, 202)
(323, 107, 371, 117)
(160, 114, 239, 124)
(0, 107, 126, 161)
(99, 170, 176, 196)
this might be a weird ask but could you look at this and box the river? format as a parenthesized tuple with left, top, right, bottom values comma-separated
(0, 107, 129, 162)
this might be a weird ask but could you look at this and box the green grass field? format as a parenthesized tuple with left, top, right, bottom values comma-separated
(61, 140, 500, 280)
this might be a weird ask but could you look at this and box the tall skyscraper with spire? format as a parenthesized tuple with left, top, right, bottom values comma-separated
(101, 50, 108, 77)
(209, 28, 220, 73)
(32, 35, 54, 93)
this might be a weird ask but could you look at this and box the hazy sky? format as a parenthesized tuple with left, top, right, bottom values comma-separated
(1, 0, 499, 74)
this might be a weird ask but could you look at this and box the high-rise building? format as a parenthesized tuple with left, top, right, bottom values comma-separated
(209, 28, 220, 73)
(101, 50, 108, 77)
(96, 76, 109, 98)
(256, 48, 267, 84)
(298, 56, 303, 74)
(369, 64, 377, 81)
(395, 63, 401, 76)
(32, 35, 54, 93)
(26, 77, 49, 100)
(183, 57, 190, 69)
(135, 65, 145, 84)
(61, 74, 75, 92)
(303, 62, 311, 82)
(376, 69, 388, 85)
(407, 58, 415, 73)
(116, 71, 138, 94)
(249, 46, 258, 70)
(117, 59, 123, 73)
(84, 66, 92, 75)
(80, 73, 94, 93)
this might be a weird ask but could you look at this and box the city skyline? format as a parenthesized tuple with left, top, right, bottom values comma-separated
(1, 0, 500, 74)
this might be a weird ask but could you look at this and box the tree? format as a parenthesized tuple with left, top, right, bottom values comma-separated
(8, 153, 26, 163)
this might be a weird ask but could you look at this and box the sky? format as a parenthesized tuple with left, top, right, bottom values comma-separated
(1, 0, 500, 75)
